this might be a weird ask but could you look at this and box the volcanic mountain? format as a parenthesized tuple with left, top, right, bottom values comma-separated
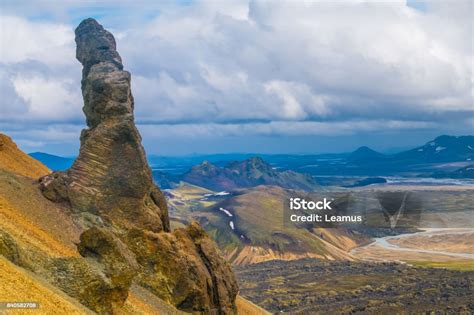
(348, 146, 385, 163)
(182, 157, 319, 191)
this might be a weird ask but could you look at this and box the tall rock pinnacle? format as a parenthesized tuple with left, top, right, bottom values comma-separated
(40, 18, 238, 314)
(42, 18, 169, 232)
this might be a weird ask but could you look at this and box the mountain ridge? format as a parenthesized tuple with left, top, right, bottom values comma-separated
(32, 135, 474, 182)
(395, 135, 474, 162)
(183, 156, 319, 191)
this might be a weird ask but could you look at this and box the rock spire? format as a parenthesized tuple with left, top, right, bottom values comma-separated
(40, 18, 237, 314)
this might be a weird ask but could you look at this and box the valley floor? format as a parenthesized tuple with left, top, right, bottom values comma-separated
(235, 258, 474, 314)
(351, 228, 474, 265)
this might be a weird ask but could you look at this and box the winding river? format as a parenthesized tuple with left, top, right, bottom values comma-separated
(351, 228, 474, 259)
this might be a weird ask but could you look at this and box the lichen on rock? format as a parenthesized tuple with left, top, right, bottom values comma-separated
(0, 229, 24, 266)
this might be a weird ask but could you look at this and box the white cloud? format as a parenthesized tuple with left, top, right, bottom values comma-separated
(12, 75, 82, 120)
(0, 15, 82, 124)
(264, 80, 330, 119)
(0, 0, 472, 153)
(0, 16, 75, 66)
(3, 123, 83, 154)
(138, 119, 436, 139)
(200, 63, 248, 93)
(118, 0, 472, 124)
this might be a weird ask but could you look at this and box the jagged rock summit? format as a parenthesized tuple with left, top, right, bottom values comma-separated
(39, 18, 237, 314)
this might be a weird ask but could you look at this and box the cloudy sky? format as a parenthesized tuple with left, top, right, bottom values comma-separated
(0, 0, 472, 156)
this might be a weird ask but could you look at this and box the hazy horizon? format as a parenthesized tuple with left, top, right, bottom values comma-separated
(26, 132, 473, 158)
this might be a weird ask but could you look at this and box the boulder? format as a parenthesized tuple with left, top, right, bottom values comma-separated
(125, 222, 238, 314)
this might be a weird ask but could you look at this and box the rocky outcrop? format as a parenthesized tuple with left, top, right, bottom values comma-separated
(126, 222, 238, 313)
(39, 18, 237, 314)
(41, 18, 169, 233)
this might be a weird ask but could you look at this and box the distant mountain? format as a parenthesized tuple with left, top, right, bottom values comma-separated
(30, 135, 474, 179)
(320, 136, 474, 176)
(348, 146, 385, 162)
(182, 157, 319, 191)
(395, 135, 474, 163)
(29, 152, 75, 171)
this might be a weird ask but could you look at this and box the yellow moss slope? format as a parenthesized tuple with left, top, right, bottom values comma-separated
(0, 256, 92, 315)
(0, 133, 50, 178)
(0, 195, 78, 258)
(0, 167, 82, 258)
(236, 296, 271, 315)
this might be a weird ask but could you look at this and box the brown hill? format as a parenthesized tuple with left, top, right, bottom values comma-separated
(168, 184, 368, 265)
(0, 133, 50, 178)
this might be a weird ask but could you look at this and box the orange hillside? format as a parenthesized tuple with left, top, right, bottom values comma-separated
(0, 133, 50, 178)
